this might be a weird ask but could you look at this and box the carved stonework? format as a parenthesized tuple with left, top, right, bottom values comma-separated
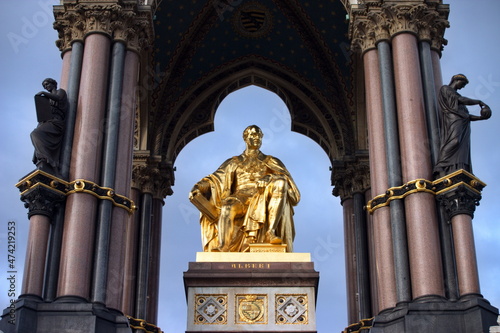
(437, 184, 482, 220)
(349, 1, 449, 54)
(331, 158, 371, 201)
(53, 1, 154, 53)
(132, 154, 175, 198)
(16, 171, 67, 219)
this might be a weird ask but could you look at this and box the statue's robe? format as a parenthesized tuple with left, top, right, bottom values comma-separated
(199, 152, 300, 252)
(434, 85, 473, 175)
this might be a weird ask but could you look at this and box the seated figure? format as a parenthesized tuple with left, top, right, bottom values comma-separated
(189, 125, 300, 252)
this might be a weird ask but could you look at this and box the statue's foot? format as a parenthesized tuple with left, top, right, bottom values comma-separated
(267, 230, 282, 244)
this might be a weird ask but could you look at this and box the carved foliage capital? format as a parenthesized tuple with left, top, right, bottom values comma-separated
(349, 2, 449, 53)
(53, 2, 154, 52)
(132, 158, 175, 199)
(331, 160, 371, 201)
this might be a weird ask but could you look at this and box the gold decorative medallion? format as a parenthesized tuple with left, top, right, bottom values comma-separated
(236, 294, 267, 324)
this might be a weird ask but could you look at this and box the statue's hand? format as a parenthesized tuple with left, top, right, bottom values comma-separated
(190, 181, 210, 198)
(480, 104, 492, 119)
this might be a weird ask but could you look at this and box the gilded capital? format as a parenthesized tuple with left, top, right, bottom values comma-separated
(53, 1, 154, 53)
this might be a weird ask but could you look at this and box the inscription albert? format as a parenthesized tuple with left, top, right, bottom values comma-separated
(231, 263, 272, 269)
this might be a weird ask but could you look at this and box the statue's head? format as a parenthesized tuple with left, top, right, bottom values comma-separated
(243, 125, 263, 149)
(42, 78, 57, 90)
(450, 74, 469, 87)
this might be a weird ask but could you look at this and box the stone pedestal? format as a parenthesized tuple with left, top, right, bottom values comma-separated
(0, 298, 131, 333)
(370, 297, 499, 333)
(184, 252, 319, 332)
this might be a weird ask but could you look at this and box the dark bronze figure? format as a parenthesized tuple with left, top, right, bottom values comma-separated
(434, 74, 491, 177)
(30, 78, 68, 174)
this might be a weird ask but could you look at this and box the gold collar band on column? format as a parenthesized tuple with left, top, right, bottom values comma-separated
(16, 170, 136, 214)
(126, 315, 163, 333)
(366, 169, 486, 214)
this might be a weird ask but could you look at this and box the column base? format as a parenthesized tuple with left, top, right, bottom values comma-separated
(370, 296, 499, 333)
(0, 298, 131, 333)
(184, 252, 319, 332)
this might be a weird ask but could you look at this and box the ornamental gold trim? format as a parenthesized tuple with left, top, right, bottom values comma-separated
(236, 294, 267, 325)
(126, 315, 163, 333)
(275, 294, 308, 325)
(343, 317, 374, 333)
(16, 170, 136, 215)
(67, 179, 136, 214)
(366, 170, 486, 214)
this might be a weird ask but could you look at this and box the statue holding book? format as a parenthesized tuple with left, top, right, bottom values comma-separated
(189, 125, 300, 252)
(31, 78, 68, 174)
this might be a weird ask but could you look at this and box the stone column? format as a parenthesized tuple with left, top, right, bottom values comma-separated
(332, 161, 371, 322)
(57, 32, 111, 300)
(107, 50, 141, 312)
(392, 31, 444, 300)
(361, 43, 397, 312)
(342, 196, 358, 323)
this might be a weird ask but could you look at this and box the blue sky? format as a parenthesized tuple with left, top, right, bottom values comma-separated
(0, 1, 499, 333)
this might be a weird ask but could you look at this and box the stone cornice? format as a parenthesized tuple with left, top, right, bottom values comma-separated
(53, 1, 154, 54)
(349, 1, 449, 54)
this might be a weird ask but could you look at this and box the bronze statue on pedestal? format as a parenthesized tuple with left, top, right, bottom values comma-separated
(30, 78, 67, 175)
(189, 125, 300, 252)
(434, 74, 491, 177)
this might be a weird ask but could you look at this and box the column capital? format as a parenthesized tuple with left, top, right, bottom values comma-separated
(349, 1, 449, 54)
(132, 153, 175, 199)
(16, 170, 67, 219)
(53, 1, 154, 53)
(331, 156, 371, 202)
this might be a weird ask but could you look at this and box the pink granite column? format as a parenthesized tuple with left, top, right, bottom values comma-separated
(59, 50, 71, 90)
(392, 33, 444, 299)
(342, 197, 359, 323)
(57, 33, 110, 300)
(21, 215, 51, 298)
(364, 48, 397, 312)
(106, 50, 140, 311)
(451, 215, 480, 297)
(122, 187, 141, 316)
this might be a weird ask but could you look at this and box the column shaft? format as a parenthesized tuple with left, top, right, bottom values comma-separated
(353, 192, 371, 319)
(92, 41, 127, 305)
(44, 41, 84, 301)
(21, 215, 51, 298)
(146, 198, 163, 324)
(378, 40, 412, 304)
(392, 33, 444, 299)
(363, 48, 396, 312)
(58, 33, 110, 300)
(106, 50, 140, 311)
(122, 188, 141, 315)
(342, 197, 359, 323)
(135, 192, 153, 320)
(451, 215, 480, 296)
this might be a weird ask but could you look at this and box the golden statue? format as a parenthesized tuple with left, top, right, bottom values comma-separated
(189, 125, 300, 252)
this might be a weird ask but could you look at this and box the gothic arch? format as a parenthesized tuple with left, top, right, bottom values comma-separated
(158, 56, 354, 164)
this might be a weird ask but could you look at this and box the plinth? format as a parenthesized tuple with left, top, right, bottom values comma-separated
(183, 251, 319, 332)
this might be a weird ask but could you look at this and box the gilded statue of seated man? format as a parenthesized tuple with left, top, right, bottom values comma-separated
(189, 125, 300, 252)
